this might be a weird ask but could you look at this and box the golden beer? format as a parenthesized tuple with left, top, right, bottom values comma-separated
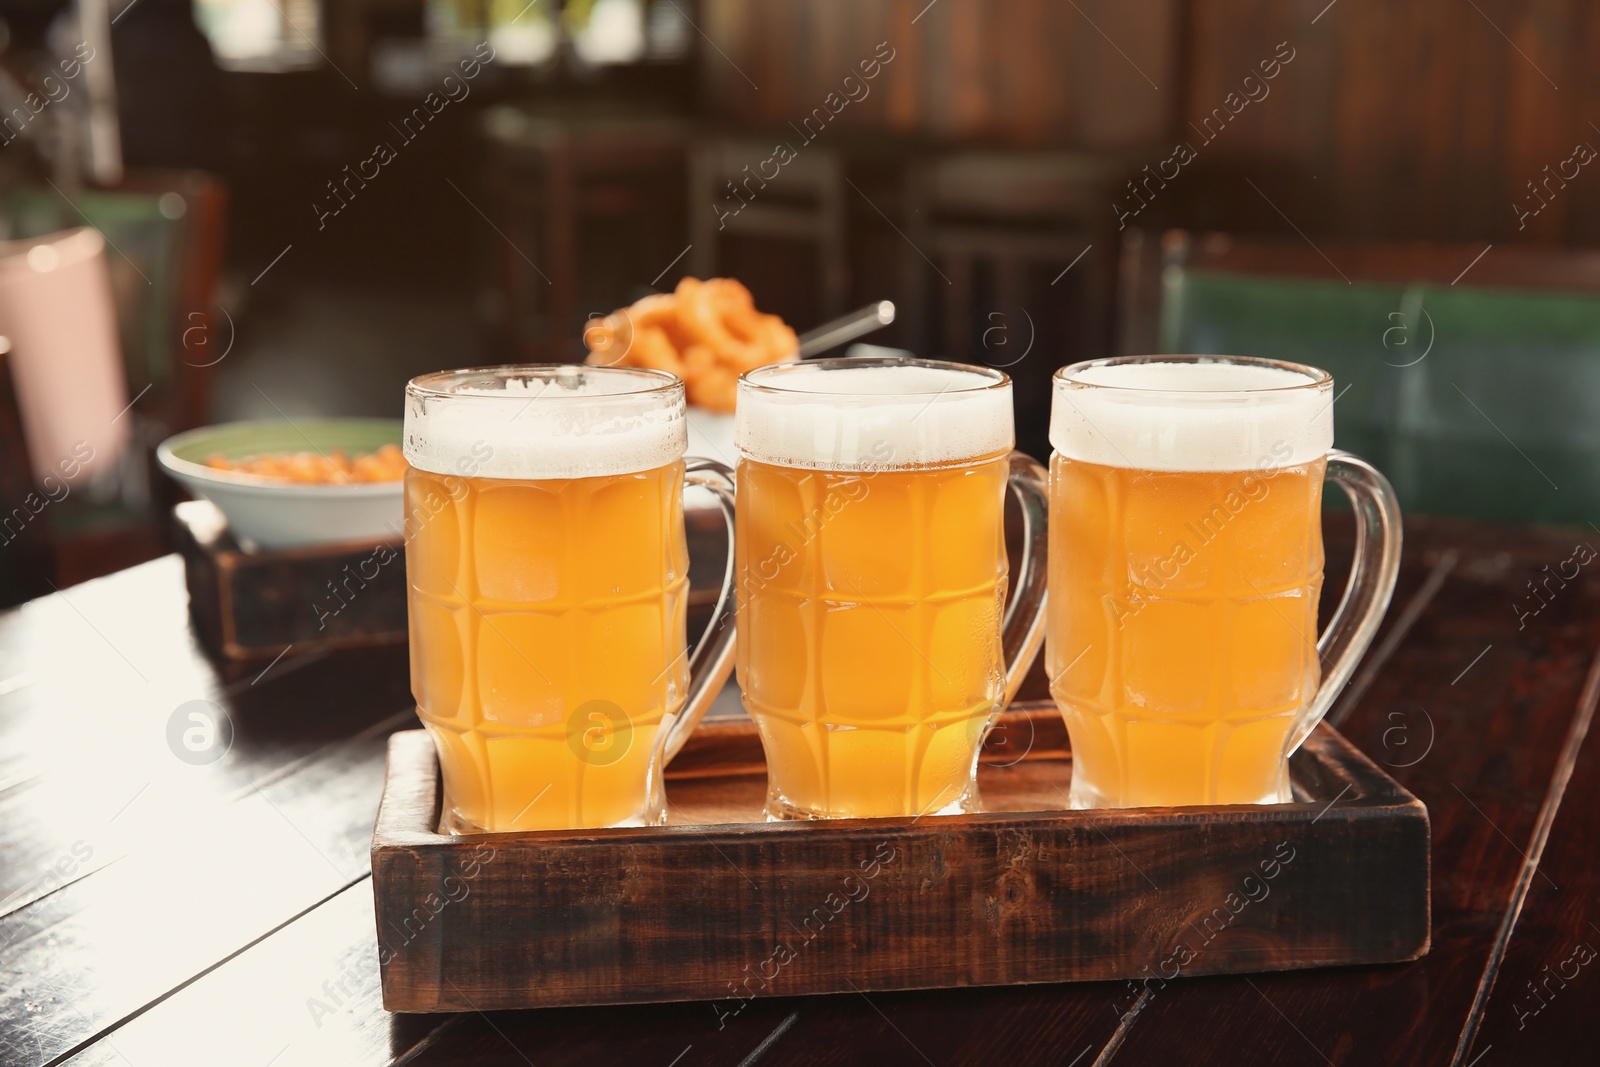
(1049, 455, 1326, 807)
(735, 358, 1048, 820)
(737, 453, 1010, 818)
(405, 366, 735, 832)
(407, 463, 688, 831)
(1048, 357, 1401, 808)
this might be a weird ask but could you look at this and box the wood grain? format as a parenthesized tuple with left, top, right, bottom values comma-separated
(698, 0, 1177, 151)
(1099, 516, 1600, 1064)
(699, 1, 1600, 246)
(0, 559, 414, 1066)
(1452, 645, 1600, 1064)
(0, 730, 393, 1065)
(1180, 0, 1598, 243)
(28, 516, 1600, 1066)
(372, 717, 1428, 1012)
(173, 500, 408, 661)
(0, 558, 411, 918)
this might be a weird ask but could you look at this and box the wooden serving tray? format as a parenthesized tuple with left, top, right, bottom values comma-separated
(371, 703, 1429, 1012)
(174, 500, 408, 661)
(175, 500, 730, 662)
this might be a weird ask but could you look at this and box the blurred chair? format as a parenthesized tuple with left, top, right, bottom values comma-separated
(2, 170, 229, 436)
(0, 226, 126, 607)
(0, 345, 55, 606)
(688, 137, 848, 322)
(0, 227, 129, 482)
(0, 171, 227, 585)
(1121, 230, 1600, 525)
(481, 106, 691, 361)
(902, 149, 1130, 461)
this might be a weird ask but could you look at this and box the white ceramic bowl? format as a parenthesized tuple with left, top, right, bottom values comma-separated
(157, 419, 405, 550)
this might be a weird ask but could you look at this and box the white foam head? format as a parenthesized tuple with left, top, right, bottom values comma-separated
(405, 365, 686, 479)
(1050, 358, 1333, 472)
(735, 359, 1013, 470)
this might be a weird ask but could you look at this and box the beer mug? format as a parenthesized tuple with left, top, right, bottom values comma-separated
(1048, 356, 1402, 808)
(735, 357, 1050, 820)
(404, 366, 737, 832)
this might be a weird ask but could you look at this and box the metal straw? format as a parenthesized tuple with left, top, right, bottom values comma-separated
(795, 301, 896, 358)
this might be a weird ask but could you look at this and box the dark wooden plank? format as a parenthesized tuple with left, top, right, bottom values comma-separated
(0, 716, 402, 1065)
(173, 500, 407, 661)
(694, 0, 1600, 246)
(374, 715, 1426, 1011)
(1180, 0, 1591, 244)
(0, 557, 410, 919)
(57, 883, 445, 1067)
(36, 516, 1600, 1066)
(51, 707, 1137, 1066)
(1455, 648, 1600, 1064)
(413, 982, 1129, 1067)
(698, 0, 1176, 152)
(1097, 518, 1600, 1063)
(0, 500, 740, 1064)
(53, 788, 1130, 1067)
(399, 993, 810, 1067)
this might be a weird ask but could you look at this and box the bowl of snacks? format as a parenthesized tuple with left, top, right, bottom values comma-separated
(157, 418, 405, 549)
(583, 277, 799, 464)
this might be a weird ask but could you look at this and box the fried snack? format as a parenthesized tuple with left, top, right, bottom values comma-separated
(204, 443, 407, 484)
(584, 277, 798, 412)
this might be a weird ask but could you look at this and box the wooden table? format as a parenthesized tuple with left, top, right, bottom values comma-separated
(1, 515, 1595, 1065)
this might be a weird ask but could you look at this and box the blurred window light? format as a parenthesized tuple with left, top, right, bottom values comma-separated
(488, 0, 559, 67)
(427, 0, 500, 40)
(192, 0, 322, 69)
(374, 0, 558, 90)
(369, 40, 442, 95)
(645, 0, 691, 61)
(423, 0, 558, 68)
(568, 0, 645, 66)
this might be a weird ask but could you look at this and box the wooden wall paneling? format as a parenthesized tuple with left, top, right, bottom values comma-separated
(699, 1, 1600, 244)
(1488, 0, 1570, 243)
(1178, 1, 1334, 232)
(700, 0, 1176, 151)
(882, 0, 921, 133)
(1568, 5, 1600, 245)
(1180, 0, 1600, 243)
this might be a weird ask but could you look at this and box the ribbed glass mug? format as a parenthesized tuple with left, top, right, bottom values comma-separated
(404, 365, 736, 832)
(735, 357, 1050, 820)
(1047, 356, 1402, 808)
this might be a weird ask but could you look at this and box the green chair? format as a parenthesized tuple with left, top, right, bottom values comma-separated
(1385, 285, 1600, 524)
(1124, 231, 1600, 525)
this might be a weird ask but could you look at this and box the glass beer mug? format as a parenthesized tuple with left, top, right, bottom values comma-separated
(403, 366, 737, 832)
(1048, 356, 1402, 808)
(735, 357, 1050, 820)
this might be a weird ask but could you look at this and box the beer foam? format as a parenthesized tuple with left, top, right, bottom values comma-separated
(735, 362, 1013, 470)
(405, 367, 686, 479)
(1050, 360, 1333, 472)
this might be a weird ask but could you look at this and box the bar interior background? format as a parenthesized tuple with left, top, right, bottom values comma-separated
(0, 0, 1592, 604)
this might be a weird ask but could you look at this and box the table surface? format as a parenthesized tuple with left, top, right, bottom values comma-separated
(1, 514, 1595, 1066)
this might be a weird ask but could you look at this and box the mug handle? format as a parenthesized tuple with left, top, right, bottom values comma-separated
(660, 457, 740, 764)
(1000, 451, 1052, 706)
(1285, 450, 1404, 755)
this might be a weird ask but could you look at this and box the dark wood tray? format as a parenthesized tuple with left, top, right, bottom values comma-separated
(371, 702, 1430, 1013)
(173, 500, 408, 661)
(174, 500, 731, 662)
